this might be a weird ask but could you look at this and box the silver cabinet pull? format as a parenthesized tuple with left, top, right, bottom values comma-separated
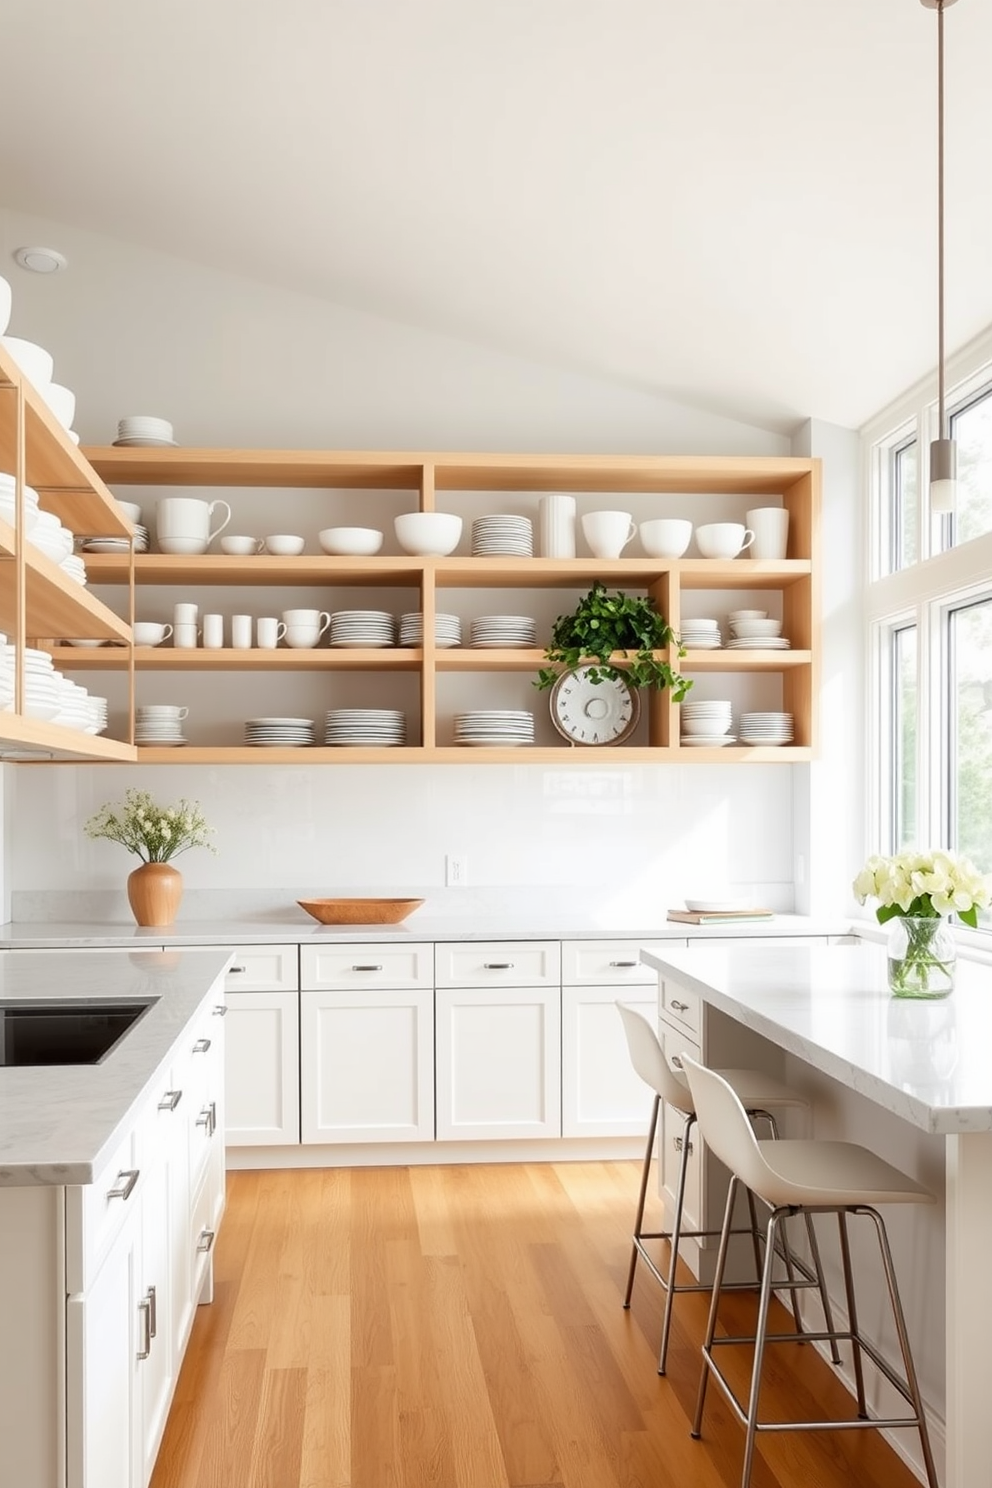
(670, 999, 690, 1014)
(195, 1102, 217, 1137)
(352, 964, 383, 972)
(137, 1294, 153, 1360)
(197, 1228, 216, 1254)
(148, 1283, 158, 1339)
(107, 1169, 139, 1201)
(674, 1134, 694, 1157)
(610, 960, 638, 968)
(670, 1054, 684, 1070)
(213, 1004, 228, 1016)
(228, 965, 246, 974)
(158, 1089, 182, 1112)
(192, 1037, 212, 1054)
(484, 962, 513, 970)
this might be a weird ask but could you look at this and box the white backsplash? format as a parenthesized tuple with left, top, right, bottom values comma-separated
(7, 761, 796, 923)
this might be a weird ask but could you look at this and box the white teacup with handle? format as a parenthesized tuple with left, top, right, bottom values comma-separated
(282, 609, 331, 648)
(156, 497, 232, 555)
(581, 509, 636, 559)
(695, 522, 755, 559)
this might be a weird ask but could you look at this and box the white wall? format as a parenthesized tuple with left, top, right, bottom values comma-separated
(1, 207, 843, 925)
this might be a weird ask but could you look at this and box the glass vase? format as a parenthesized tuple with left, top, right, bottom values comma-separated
(886, 915, 956, 999)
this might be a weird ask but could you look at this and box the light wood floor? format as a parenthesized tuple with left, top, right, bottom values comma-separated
(151, 1163, 927, 1488)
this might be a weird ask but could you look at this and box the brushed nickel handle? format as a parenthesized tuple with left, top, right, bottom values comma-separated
(484, 962, 513, 970)
(197, 1228, 216, 1253)
(610, 960, 639, 968)
(228, 965, 247, 974)
(107, 1169, 139, 1201)
(670, 1054, 684, 1069)
(148, 1283, 158, 1339)
(352, 964, 383, 971)
(192, 1037, 212, 1053)
(213, 1004, 228, 1016)
(670, 999, 690, 1014)
(674, 1134, 694, 1156)
(137, 1294, 152, 1360)
(196, 1103, 216, 1137)
(158, 1089, 182, 1112)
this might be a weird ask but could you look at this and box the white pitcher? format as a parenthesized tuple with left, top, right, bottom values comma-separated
(156, 497, 231, 555)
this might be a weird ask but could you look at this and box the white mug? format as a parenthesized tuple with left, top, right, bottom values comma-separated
(746, 507, 790, 561)
(172, 623, 199, 649)
(173, 602, 198, 625)
(581, 509, 636, 559)
(231, 614, 253, 649)
(202, 613, 224, 649)
(156, 497, 232, 555)
(256, 616, 287, 649)
(694, 522, 755, 559)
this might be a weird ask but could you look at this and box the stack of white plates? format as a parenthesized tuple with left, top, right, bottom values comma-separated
(113, 416, 177, 448)
(680, 699, 735, 746)
(324, 709, 406, 746)
(471, 515, 533, 556)
(398, 612, 462, 647)
(135, 705, 188, 746)
(680, 618, 722, 649)
(328, 610, 394, 648)
(50, 676, 93, 732)
(86, 695, 109, 735)
(81, 526, 149, 554)
(0, 645, 61, 719)
(726, 635, 791, 650)
(740, 712, 794, 745)
(27, 509, 74, 563)
(244, 717, 315, 747)
(0, 473, 40, 530)
(469, 615, 537, 648)
(454, 709, 535, 746)
(59, 553, 88, 586)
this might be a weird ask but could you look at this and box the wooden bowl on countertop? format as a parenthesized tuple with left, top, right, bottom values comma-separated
(297, 897, 425, 925)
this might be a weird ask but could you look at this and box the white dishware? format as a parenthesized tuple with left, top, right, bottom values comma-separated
(746, 507, 790, 560)
(231, 614, 253, 649)
(132, 622, 173, 646)
(115, 500, 142, 525)
(221, 534, 263, 555)
(173, 602, 198, 625)
(730, 618, 783, 638)
(282, 609, 331, 648)
(202, 613, 224, 649)
(172, 623, 199, 649)
(38, 382, 75, 429)
(115, 415, 176, 447)
(393, 512, 462, 556)
(727, 609, 767, 622)
(0, 277, 10, 337)
(471, 515, 533, 557)
(538, 494, 577, 558)
(156, 497, 231, 554)
(639, 518, 693, 558)
(256, 617, 286, 649)
(694, 522, 755, 559)
(581, 510, 636, 559)
(318, 526, 383, 556)
(0, 335, 54, 389)
(263, 534, 305, 556)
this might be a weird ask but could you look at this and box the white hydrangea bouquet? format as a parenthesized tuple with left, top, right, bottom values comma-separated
(852, 848, 991, 928)
(84, 788, 216, 864)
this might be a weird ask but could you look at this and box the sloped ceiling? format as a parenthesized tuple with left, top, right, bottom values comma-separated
(1, 0, 990, 434)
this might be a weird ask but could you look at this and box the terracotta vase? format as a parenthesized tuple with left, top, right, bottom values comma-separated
(127, 861, 183, 927)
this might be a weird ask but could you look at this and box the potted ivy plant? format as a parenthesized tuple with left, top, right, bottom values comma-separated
(534, 581, 692, 698)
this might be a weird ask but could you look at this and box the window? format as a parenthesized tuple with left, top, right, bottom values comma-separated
(947, 597, 992, 871)
(948, 389, 992, 549)
(891, 439, 918, 574)
(891, 623, 917, 852)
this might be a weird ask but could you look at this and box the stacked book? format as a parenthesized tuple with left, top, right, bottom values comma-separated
(667, 907, 774, 925)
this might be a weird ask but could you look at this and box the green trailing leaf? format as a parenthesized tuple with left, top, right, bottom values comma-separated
(534, 581, 691, 700)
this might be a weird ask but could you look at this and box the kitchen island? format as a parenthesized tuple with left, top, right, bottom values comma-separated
(641, 941, 992, 1488)
(0, 948, 231, 1488)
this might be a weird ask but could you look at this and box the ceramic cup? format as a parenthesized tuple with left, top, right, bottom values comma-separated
(264, 534, 305, 556)
(132, 622, 173, 647)
(694, 522, 755, 559)
(172, 623, 199, 649)
(538, 493, 577, 558)
(639, 518, 693, 558)
(231, 614, 253, 649)
(745, 507, 790, 560)
(581, 509, 636, 559)
(173, 602, 198, 625)
(256, 617, 287, 649)
(220, 535, 263, 556)
(202, 613, 224, 649)
(156, 497, 232, 555)
(282, 609, 331, 649)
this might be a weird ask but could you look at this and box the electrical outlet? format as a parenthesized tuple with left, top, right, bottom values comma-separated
(445, 855, 468, 887)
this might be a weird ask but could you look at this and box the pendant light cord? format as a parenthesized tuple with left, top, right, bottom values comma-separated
(937, 0, 946, 439)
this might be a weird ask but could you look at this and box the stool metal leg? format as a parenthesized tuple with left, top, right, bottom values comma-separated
(837, 1211, 869, 1417)
(623, 1093, 660, 1307)
(805, 1212, 842, 1364)
(657, 1110, 694, 1374)
(691, 1174, 738, 1438)
(740, 1208, 785, 1488)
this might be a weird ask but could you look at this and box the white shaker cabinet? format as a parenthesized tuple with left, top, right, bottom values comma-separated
(222, 945, 300, 1146)
(435, 942, 561, 1140)
(300, 943, 434, 1143)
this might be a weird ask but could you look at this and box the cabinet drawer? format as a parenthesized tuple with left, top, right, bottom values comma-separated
(301, 943, 433, 990)
(224, 944, 299, 991)
(560, 938, 682, 986)
(660, 980, 700, 1037)
(66, 1115, 144, 1292)
(435, 940, 559, 988)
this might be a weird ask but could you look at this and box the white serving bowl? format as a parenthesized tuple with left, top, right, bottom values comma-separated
(39, 381, 75, 429)
(394, 512, 462, 557)
(730, 618, 783, 638)
(319, 526, 383, 556)
(116, 500, 142, 524)
(0, 277, 11, 337)
(727, 609, 767, 622)
(1, 335, 54, 389)
(264, 534, 305, 556)
(639, 518, 693, 558)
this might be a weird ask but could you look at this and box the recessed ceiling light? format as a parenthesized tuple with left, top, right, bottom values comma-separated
(13, 246, 68, 275)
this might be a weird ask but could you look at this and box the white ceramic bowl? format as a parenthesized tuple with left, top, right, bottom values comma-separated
(639, 518, 693, 558)
(116, 500, 142, 525)
(727, 609, 767, 622)
(158, 536, 210, 556)
(318, 526, 383, 556)
(0, 277, 11, 337)
(264, 534, 305, 556)
(731, 618, 783, 638)
(1, 335, 54, 389)
(39, 382, 75, 429)
(221, 535, 261, 555)
(394, 512, 462, 557)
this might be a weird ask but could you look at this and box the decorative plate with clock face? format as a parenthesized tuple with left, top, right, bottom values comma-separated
(549, 665, 640, 746)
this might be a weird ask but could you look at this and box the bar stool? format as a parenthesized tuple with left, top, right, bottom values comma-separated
(617, 1002, 837, 1375)
(679, 1053, 939, 1488)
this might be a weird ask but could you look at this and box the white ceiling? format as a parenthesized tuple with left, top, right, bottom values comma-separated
(2, 0, 991, 435)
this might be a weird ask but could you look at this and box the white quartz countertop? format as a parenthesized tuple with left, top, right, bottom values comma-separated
(0, 948, 232, 1187)
(0, 913, 852, 948)
(641, 942, 992, 1135)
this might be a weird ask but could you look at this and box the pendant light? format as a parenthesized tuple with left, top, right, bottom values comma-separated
(923, 0, 959, 515)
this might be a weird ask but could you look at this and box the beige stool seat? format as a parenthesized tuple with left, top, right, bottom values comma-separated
(617, 1003, 836, 1375)
(680, 1052, 938, 1488)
